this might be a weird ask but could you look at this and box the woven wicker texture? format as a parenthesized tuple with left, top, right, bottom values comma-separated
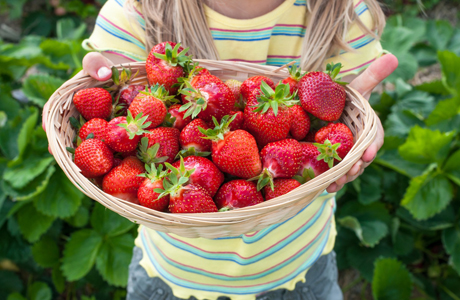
(45, 60, 378, 238)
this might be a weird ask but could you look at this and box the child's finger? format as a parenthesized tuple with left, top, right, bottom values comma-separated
(82, 52, 114, 81)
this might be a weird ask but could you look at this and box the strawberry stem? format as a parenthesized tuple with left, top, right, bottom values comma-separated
(137, 137, 169, 165)
(117, 111, 151, 139)
(152, 43, 190, 68)
(198, 114, 237, 141)
(252, 81, 298, 116)
(137, 163, 168, 182)
(178, 80, 207, 119)
(175, 147, 211, 159)
(139, 84, 178, 107)
(155, 157, 195, 199)
(248, 168, 274, 191)
(314, 139, 342, 168)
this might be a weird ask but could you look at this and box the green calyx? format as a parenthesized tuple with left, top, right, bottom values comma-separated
(117, 111, 151, 139)
(197, 114, 237, 141)
(152, 42, 190, 68)
(325, 62, 348, 85)
(248, 168, 274, 191)
(252, 81, 299, 116)
(175, 147, 211, 159)
(139, 84, 178, 107)
(155, 157, 195, 199)
(111, 66, 139, 87)
(178, 80, 207, 119)
(137, 163, 168, 183)
(292, 168, 315, 184)
(314, 139, 342, 168)
(70, 115, 86, 146)
(137, 137, 169, 165)
(287, 64, 306, 81)
(161, 112, 177, 128)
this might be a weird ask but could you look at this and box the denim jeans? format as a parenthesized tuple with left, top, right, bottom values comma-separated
(127, 246, 343, 300)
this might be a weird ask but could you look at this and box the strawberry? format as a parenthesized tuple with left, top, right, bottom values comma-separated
(73, 87, 112, 121)
(240, 76, 275, 102)
(315, 123, 354, 167)
(199, 115, 262, 179)
(117, 85, 145, 115)
(180, 74, 235, 122)
(304, 130, 317, 142)
(251, 139, 302, 190)
(297, 63, 347, 121)
(102, 156, 145, 203)
(295, 142, 330, 181)
(113, 157, 123, 167)
(106, 111, 151, 153)
(73, 139, 113, 178)
(228, 111, 244, 131)
(129, 84, 175, 129)
(138, 127, 180, 164)
(244, 82, 298, 148)
(156, 164, 218, 213)
(146, 42, 190, 94)
(171, 156, 224, 197)
(109, 66, 144, 116)
(78, 118, 108, 142)
(137, 164, 170, 211)
(225, 79, 244, 110)
(178, 119, 212, 157)
(289, 105, 310, 141)
(167, 104, 192, 131)
(263, 179, 301, 200)
(280, 64, 306, 94)
(215, 180, 264, 211)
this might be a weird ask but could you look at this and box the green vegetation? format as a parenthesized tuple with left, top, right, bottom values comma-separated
(0, 1, 460, 299)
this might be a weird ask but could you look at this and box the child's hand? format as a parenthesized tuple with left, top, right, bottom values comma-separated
(326, 54, 398, 193)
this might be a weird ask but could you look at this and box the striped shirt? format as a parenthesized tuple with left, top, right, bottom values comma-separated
(83, 0, 383, 299)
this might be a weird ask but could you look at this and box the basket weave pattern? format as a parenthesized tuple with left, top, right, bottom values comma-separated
(45, 60, 378, 238)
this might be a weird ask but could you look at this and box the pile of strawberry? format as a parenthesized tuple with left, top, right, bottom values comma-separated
(68, 41, 354, 214)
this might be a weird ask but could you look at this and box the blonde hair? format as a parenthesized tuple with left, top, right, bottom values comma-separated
(125, 0, 385, 71)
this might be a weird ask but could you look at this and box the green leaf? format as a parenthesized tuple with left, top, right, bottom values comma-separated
(0, 108, 34, 161)
(27, 282, 51, 300)
(3, 156, 54, 189)
(443, 149, 460, 178)
(0, 270, 24, 296)
(438, 50, 460, 96)
(415, 80, 450, 95)
(21, 74, 64, 107)
(426, 97, 460, 126)
(31, 236, 60, 268)
(357, 167, 382, 204)
(95, 233, 134, 287)
(426, 20, 454, 51)
(372, 258, 412, 300)
(33, 169, 83, 218)
(392, 229, 415, 256)
(64, 205, 90, 228)
(375, 149, 427, 178)
(396, 205, 455, 231)
(90, 202, 135, 237)
(57, 18, 87, 40)
(7, 293, 27, 300)
(52, 265, 66, 294)
(2, 165, 56, 201)
(12, 107, 39, 164)
(442, 226, 460, 275)
(338, 216, 388, 247)
(62, 229, 103, 281)
(17, 203, 55, 243)
(402, 172, 453, 220)
(398, 126, 454, 165)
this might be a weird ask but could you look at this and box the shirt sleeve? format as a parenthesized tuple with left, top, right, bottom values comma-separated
(82, 0, 147, 62)
(323, 0, 385, 78)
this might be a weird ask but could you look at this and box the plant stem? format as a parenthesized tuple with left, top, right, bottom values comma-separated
(342, 276, 363, 293)
(438, 282, 460, 300)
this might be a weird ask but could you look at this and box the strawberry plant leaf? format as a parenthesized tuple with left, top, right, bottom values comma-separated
(338, 216, 388, 248)
(16, 202, 55, 243)
(415, 80, 450, 95)
(7, 293, 27, 300)
(0, 270, 24, 297)
(52, 265, 66, 294)
(426, 20, 454, 51)
(442, 225, 460, 275)
(3, 156, 54, 190)
(357, 167, 382, 205)
(21, 74, 64, 107)
(372, 258, 412, 300)
(398, 126, 454, 165)
(31, 236, 60, 268)
(402, 171, 453, 220)
(95, 233, 134, 287)
(90, 202, 135, 237)
(64, 204, 90, 228)
(33, 169, 83, 218)
(396, 205, 455, 231)
(27, 281, 52, 300)
(426, 97, 460, 126)
(61, 229, 103, 281)
(438, 50, 460, 96)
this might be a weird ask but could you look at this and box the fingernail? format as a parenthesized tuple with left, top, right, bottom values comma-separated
(97, 67, 111, 79)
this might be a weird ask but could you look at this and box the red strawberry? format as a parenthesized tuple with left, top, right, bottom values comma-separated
(215, 180, 264, 211)
(102, 156, 145, 203)
(304, 130, 317, 142)
(74, 139, 113, 178)
(106, 111, 150, 153)
(280, 64, 306, 94)
(240, 76, 275, 102)
(298, 63, 346, 121)
(180, 74, 235, 122)
(113, 157, 123, 167)
(289, 105, 310, 141)
(171, 156, 224, 197)
(78, 118, 108, 142)
(315, 123, 354, 166)
(138, 164, 170, 211)
(129, 85, 175, 129)
(252, 139, 302, 190)
(179, 119, 212, 155)
(296, 142, 330, 181)
(244, 82, 298, 148)
(118, 85, 145, 115)
(167, 104, 192, 131)
(228, 111, 244, 131)
(200, 115, 262, 179)
(73, 88, 112, 120)
(225, 79, 244, 110)
(139, 127, 180, 164)
(145, 42, 189, 94)
(109, 66, 144, 116)
(264, 179, 301, 200)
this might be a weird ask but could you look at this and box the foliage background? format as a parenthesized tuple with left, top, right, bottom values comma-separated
(0, 1, 459, 299)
